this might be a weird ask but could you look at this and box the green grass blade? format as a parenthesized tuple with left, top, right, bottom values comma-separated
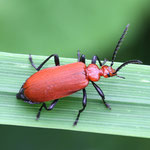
(0, 52, 150, 138)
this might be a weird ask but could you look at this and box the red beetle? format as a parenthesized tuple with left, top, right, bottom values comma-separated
(16, 24, 142, 125)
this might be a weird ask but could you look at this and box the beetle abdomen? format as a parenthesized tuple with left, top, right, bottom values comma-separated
(23, 62, 88, 102)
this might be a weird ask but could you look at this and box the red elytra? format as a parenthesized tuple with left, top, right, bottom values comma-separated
(23, 62, 88, 102)
(16, 24, 142, 125)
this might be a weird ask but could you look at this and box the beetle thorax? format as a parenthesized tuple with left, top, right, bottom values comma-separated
(86, 64, 117, 81)
(86, 64, 100, 82)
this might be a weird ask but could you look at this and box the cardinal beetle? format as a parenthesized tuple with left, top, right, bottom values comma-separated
(16, 24, 142, 125)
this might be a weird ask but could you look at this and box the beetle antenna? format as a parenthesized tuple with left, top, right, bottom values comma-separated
(102, 58, 108, 66)
(114, 60, 142, 73)
(116, 75, 125, 79)
(110, 24, 130, 67)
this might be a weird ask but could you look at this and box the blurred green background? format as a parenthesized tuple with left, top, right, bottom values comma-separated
(0, 0, 150, 150)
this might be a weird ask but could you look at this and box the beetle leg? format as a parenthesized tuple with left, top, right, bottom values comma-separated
(77, 51, 86, 63)
(29, 55, 37, 70)
(91, 55, 102, 66)
(73, 89, 87, 126)
(36, 99, 59, 119)
(91, 81, 111, 109)
(29, 54, 60, 71)
(80, 54, 86, 63)
(102, 58, 108, 66)
(23, 100, 40, 104)
(77, 50, 81, 62)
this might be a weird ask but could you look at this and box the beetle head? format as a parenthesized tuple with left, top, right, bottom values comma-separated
(100, 24, 142, 79)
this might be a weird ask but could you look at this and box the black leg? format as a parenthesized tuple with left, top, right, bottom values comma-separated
(23, 100, 40, 104)
(73, 89, 87, 126)
(36, 99, 59, 119)
(91, 81, 111, 109)
(29, 54, 60, 71)
(102, 58, 108, 66)
(77, 51, 86, 63)
(91, 55, 102, 66)
(80, 54, 86, 63)
(77, 50, 81, 62)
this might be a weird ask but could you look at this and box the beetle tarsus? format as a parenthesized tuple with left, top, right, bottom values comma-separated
(36, 112, 40, 120)
(73, 120, 78, 126)
(36, 100, 59, 120)
(36, 103, 45, 119)
(104, 102, 111, 110)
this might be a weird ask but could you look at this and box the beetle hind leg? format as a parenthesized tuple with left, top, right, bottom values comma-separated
(36, 99, 59, 119)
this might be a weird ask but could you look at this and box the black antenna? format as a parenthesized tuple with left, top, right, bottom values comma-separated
(114, 60, 142, 73)
(110, 24, 130, 67)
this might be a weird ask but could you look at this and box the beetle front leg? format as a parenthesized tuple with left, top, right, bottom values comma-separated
(36, 99, 59, 119)
(73, 88, 87, 126)
(29, 54, 60, 71)
(91, 81, 111, 109)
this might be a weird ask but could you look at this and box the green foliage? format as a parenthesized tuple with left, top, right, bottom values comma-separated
(0, 0, 149, 59)
(0, 52, 150, 138)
